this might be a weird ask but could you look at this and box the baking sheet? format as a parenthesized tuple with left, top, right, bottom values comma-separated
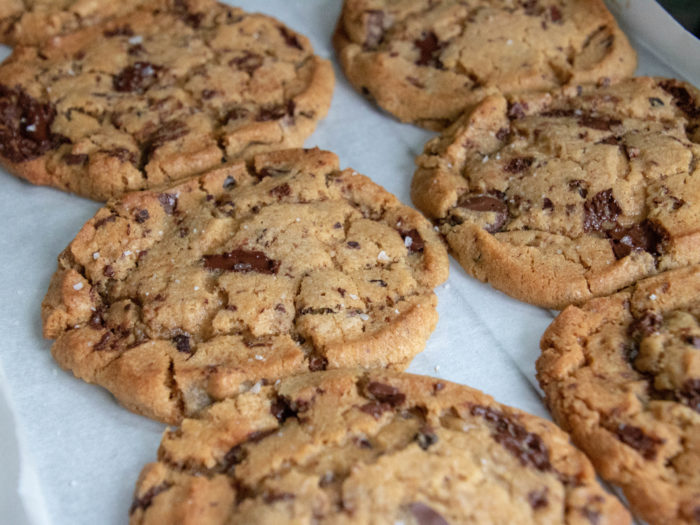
(0, 1, 697, 523)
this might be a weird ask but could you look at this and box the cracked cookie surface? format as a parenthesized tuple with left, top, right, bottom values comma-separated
(537, 265, 700, 525)
(0, 0, 149, 46)
(0, 0, 334, 200)
(42, 148, 448, 424)
(334, 0, 636, 130)
(130, 369, 630, 525)
(413, 77, 700, 309)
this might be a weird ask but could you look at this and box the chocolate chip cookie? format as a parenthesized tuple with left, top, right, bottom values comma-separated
(130, 369, 630, 524)
(413, 77, 700, 309)
(334, 0, 636, 130)
(538, 265, 700, 524)
(42, 148, 449, 424)
(0, 0, 149, 46)
(0, 0, 334, 200)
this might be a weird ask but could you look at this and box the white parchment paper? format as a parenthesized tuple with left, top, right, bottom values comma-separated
(0, 1, 697, 523)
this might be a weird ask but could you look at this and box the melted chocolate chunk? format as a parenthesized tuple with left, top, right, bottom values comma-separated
(278, 26, 303, 50)
(399, 229, 425, 253)
(415, 427, 438, 450)
(224, 107, 250, 123)
(629, 311, 663, 339)
(269, 183, 291, 198)
(134, 209, 150, 223)
(549, 6, 563, 22)
(414, 32, 445, 69)
(108, 147, 138, 165)
(347, 241, 360, 249)
(364, 10, 386, 49)
(583, 189, 621, 232)
(158, 193, 178, 215)
(0, 85, 69, 163)
(495, 127, 511, 141)
(458, 194, 509, 233)
(222, 444, 247, 472)
(172, 334, 192, 354)
(203, 249, 280, 274)
(659, 80, 700, 119)
(369, 279, 387, 287)
(504, 156, 534, 173)
(366, 382, 406, 406)
(607, 220, 667, 259)
(104, 25, 133, 37)
(270, 396, 297, 423)
(528, 488, 549, 509)
(257, 100, 295, 122)
(64, 153, 88, 166)
(471, 405, 551, 471)
(615, 424, 663, 460)
(129, 482, 171, 514)
(89, 308, 105, 329)
(407, 502, 449, 525)
(679, 379, 700, 413)
(541, 108, 575, 118)
(578, 115, 622, 131)
(229, 51, 264, 74)
(359, 400, 392, 419)
(94, 212, 118, 229)
(113, 62, 162, 93)
(142, 120, 189, 162)
(308, 355, 328, 372)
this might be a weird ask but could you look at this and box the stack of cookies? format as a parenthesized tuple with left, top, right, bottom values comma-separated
(0, 0, 698, 523)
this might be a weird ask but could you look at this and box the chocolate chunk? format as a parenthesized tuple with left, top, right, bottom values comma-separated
(142, 120, 189, 163)
(229, 51, 264, 74)
(64, 153, 88, 166)
(308, 355, 328, 372)
(458, 194, 509, 233)
(224, 107, 250, 123)
(528, 488, 549, 509)
(471, 405, 551, 471)
(399, 228, 425, 253)
(359, 400, 392, 419)
(270, 396, 297, 423)
(414, 32, 445, 69)
(94, 212, 118, 229)
(103, 265, 115, 277)
(278, 26, 303, 50)
(364, 10, 386, 49)
(222, 444, 247, 472)
(129, 482, 171, 514)
(94, 332, 114, 351)
(172, 334, 192, 354)
(495, 127, 511, 141)
(649, 97, 664, 107)
(369, 279, 387, 287)
(433, 382, 445, 394)
(113, 62, 162, 93)
(104, 25, 133, 37)
(607, 220, 667, 259)
(597, 135, 620, 146)
(204, 249, 280, 274)
(549, 6, 563, 22)
(659, 80, 700, 119)
(269, 183, 291, 198)
(583, 189, 621, 232)
(108, 147, 138, 165)
(542, 198, 554, 211)
(685, 335, 700, 349)
(0, 85, 69, 163)
(257, 100, 295, 122)
(347, 241, 360, 249)
(679, 378, 700, 413)
(223, 176, 236, 190)
(629, 311, 663, 339)
(507, 102, 528, 120)
(134, 209, 150, 223)
(568, 179, 588, 199)
(415, 427, 438, 450)
(578, 115, 622, 131)
(615, 424, 663, 460)
(89, 308, 105, 329)
(504, 156, 534, 173)
(366, 382, 406, 406)
(158, 193, 178, 215)
(407, 502, 449, 525)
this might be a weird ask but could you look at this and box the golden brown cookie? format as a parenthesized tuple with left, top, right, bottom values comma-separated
(538, 265, 700, 524)
(413, 77, 700, 309)
(42, 148, 449, 424)
(0, 0, 149, 46)
(130, 369, 630, 524)
(334, 0, 636, 130)
(0, 0, 334, 200)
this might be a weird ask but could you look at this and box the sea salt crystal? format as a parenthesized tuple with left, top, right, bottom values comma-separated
(128, 35, 143, 44)
(254, 354, 264, 361)
(92, 252, 99, 260)
(359, 313, 370, 321)
(377, 250, 390, 262)
(404, 236, 413, 248)
(72, 282, 83, 291)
